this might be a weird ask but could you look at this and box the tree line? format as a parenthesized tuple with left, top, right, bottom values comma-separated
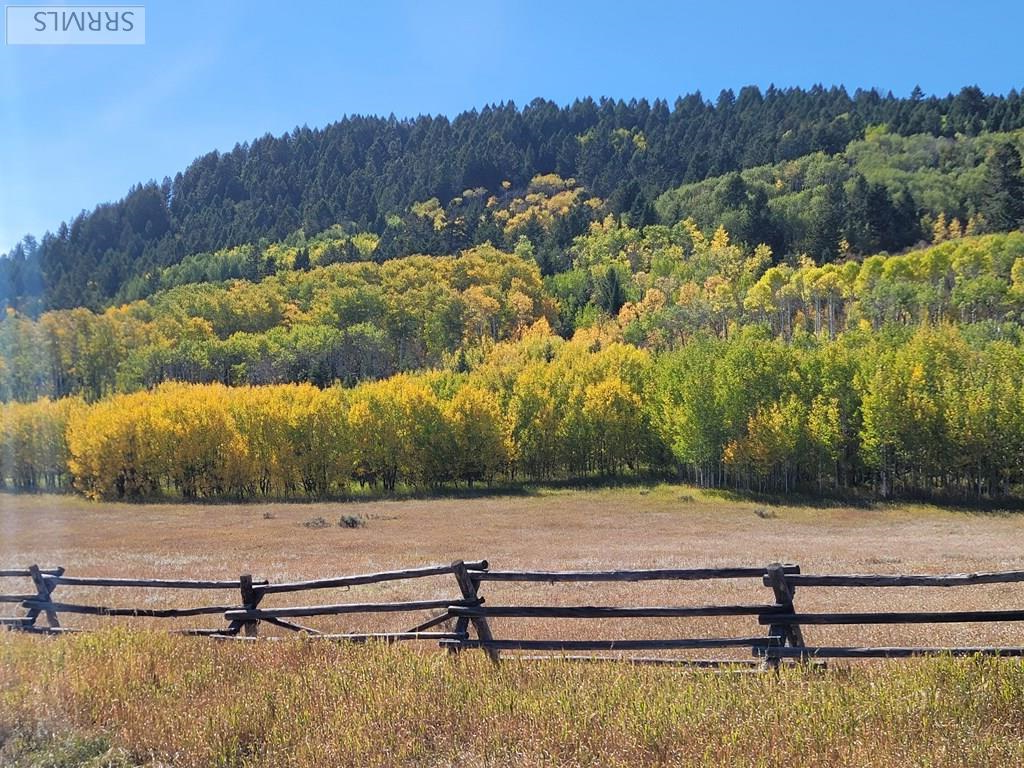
(4, 321, 1023, 501)
(4, 226, 1024, 403)
(5, 85, 1024, 311)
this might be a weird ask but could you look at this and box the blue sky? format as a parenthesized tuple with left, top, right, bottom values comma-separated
(2, 0, 1022, 251)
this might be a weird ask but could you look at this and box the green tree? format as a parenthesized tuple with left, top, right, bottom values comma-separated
(807, 180, 847, 262)
(978, 142, 1024, 232)
(594, 266, 627, 316)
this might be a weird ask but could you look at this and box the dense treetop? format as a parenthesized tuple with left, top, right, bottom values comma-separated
(5, 85, 1024, 312)
(3, 223, 1023, 404)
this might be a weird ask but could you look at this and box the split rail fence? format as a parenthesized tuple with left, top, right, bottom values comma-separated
(4, 560, 1024, 665)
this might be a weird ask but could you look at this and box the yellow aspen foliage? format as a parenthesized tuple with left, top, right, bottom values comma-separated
(7, 283, 1024, 502)
(227, 386, 295, 496)
(154, 383, 250, 498)
(682, 218, 707, 251)
(65, 383, 350, 500)
(724, 396, 805, 486)
(348, 375, 450, 490)
(0, 396, 82, 490)
(445, 386, 509, 485)
(710, 225, 730, 251)
(507, 361, 566, 479)
(965, 213, 985, 237)
(932, 212, 948, 244)
(67, 391, 165, 499)
(582, 377, 644, 475)
(289, 386, 352, 497)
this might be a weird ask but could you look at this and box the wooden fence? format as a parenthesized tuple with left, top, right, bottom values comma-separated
(4, 561, 1024, 665)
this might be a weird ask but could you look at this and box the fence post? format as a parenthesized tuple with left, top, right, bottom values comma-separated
(764, 563, 804, 668)
(232, 574, 262, 637)
(26, 565, 62, 630)
(451, 560, 499, 663)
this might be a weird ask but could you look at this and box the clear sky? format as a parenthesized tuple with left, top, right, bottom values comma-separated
(2, 0, 1022, 251)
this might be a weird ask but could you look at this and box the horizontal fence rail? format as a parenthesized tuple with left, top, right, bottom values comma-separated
(441, 637, 780, 652)
(224, 598, 479, 621)
(759, 609, 1024, 625)
(21, 601, 236, 618)
(0, 568, 62, 578)
(43, 576, 260, 589)
(471, 565, 799, 582)
(258, 561, 489, 595)
(4, 560, 1024, 666)
(770, 646, 1024, 659)
(451, 604, 784, 619)
(776, 571, 1024, 588)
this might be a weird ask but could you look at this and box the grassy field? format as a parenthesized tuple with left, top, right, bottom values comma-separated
(2, 484, 1024, 646)
(2, 632, 1024, 767)
(3, 485, 1024, 766)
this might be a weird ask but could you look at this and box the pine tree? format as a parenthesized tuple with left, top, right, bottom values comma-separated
(978, 143, 1024, 232)
(808, 180, 847, 262)
(628, 192, 656, 228)
(595, 266, 627, 315)
(717, 172, 748, 209)
(243, 246, 263, 282)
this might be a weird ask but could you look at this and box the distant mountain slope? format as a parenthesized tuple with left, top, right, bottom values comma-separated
(657, 126, 1024, 260)
(3, 85, 1023, 312)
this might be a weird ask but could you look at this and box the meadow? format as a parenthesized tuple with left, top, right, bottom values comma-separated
(3, 484, 1024, 644)
(3, 485, 1024, 765)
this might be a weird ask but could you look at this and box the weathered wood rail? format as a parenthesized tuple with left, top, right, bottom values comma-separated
(757, 568, 1024, 661)
(4, 560, 1024, 665)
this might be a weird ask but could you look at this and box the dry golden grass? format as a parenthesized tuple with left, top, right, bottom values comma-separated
(2, 631, 1024, 767)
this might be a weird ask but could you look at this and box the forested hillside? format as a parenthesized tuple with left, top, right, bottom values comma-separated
(657, 127, 1024, 260)
(3, 85, 1024, 503)
(4, 85, 1024, 311)
(3, 226, 1023, 403)
(4, 230, 1024, 502)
